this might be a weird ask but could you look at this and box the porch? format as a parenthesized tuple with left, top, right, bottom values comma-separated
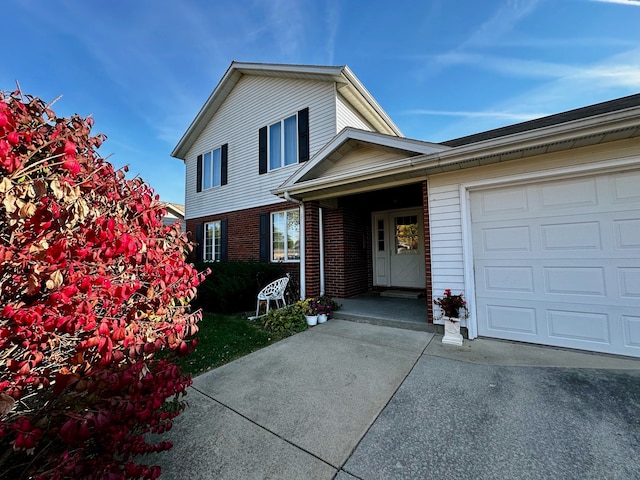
(332, 292, 437, 333)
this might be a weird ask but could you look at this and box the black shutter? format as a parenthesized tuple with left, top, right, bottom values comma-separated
(220, 219, 228, 261)
(258, 126, 267, 174)
(259, 213, 269, 262)
(195, 222, 204, 260)
(297, 107, 309, 163)
(196, 154, 203, 192)
(221, 144, 228, 186)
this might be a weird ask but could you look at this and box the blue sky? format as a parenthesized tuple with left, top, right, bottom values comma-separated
(3, 0, 639, 204)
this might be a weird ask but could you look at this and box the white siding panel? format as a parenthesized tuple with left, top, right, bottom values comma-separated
(185, 76, 336, 219)
(322, 145, 407, 177)
(429, 181, 466, 314)
(336, 93, 374, 132)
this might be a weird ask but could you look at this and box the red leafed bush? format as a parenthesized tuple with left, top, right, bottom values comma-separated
(0, 89, 204, 479)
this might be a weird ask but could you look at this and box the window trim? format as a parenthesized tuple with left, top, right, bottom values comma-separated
(203, 220, 221, 262)
(270, 208, 300, 263)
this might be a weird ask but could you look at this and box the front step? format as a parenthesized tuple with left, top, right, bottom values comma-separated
(379, 289, 424, 299)
(333, 311, 440, 333)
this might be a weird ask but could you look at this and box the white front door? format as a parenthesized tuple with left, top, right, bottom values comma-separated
(373, 209, 425, 288)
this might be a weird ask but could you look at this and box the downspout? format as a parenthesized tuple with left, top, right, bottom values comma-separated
(284, 192, 305, 300)
(319, 207, 325, 296)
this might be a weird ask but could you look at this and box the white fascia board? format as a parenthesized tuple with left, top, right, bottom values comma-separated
(171, 63, 241, 160)
(341, 66, 403, 137)
(233, 62, 345, 79)
(275, 155, 423, 197)
(278, 128, 448, 192)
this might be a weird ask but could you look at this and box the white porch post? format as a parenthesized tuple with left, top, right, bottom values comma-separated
(285, 192, 305, 300)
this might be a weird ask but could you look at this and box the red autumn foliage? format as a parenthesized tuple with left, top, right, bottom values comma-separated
(0, 89, 204, 479)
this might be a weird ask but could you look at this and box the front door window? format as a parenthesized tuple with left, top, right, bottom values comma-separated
(395, 215, 419, 254)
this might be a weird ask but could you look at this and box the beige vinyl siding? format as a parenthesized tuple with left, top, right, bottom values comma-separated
(427, 137, 640, 322)
(185, 76, 336, 220)
(336, 93, 374, 132)
(321, 145, 407, 177)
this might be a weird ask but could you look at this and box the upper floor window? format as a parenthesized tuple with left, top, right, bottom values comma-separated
(269, 114, 298, 170)
(203, 147, 221, 190)
(259, 108, 309, 175)
(196, 144, 228, 193)
(271, 209, 300, 262)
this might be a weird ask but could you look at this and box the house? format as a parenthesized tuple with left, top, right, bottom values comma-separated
(160, 202, 186, 233)
(173, 61, 640, 358)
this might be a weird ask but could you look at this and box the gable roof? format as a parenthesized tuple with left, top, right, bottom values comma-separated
(171, 62, 402, 159)
(278, 127, 448, 191)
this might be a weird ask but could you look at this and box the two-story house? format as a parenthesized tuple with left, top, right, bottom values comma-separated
(173, 61, 640, 358)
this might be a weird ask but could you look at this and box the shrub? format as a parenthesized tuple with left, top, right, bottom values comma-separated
(192, 261, 286, 313)
(260, 305, 307, 336)
(0, 89, 204, 478)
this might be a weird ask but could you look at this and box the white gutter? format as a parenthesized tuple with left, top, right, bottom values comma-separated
(319, 207, 325, 296)
(284, 192, 305, 300)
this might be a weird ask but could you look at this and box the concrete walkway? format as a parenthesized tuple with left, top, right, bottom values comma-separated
(150, 320, 640, 479)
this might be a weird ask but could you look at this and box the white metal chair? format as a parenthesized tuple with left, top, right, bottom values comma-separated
(255, 275, 290, 317)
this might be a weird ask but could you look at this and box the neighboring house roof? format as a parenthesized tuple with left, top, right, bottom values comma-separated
(160, 202, 186, 232)
(279, 93, 640, 200)
(162, 202, 185, 218)
(171, 62, 403, 160)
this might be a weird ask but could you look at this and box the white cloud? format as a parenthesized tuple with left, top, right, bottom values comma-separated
(433, 49, 640, 89)
(403, 109, 548, 122)
(590, 0, 640, 6)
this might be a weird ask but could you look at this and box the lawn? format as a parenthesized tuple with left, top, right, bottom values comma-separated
(178, 312, 285, 376)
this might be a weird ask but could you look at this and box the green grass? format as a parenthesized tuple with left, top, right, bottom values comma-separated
(179, 313, 284, 376)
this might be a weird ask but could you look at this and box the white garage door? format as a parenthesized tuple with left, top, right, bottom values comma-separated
(471, 170, 640, 357)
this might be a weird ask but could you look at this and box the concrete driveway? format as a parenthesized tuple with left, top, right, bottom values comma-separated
(150, 320, 639, 479)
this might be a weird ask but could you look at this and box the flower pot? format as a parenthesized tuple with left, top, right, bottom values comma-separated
(305, 315, 318, 326)
(442, 317, 463, 346)
(317, 313, 328, 324)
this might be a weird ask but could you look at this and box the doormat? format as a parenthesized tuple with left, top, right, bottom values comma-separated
(379, 290, 424, 299)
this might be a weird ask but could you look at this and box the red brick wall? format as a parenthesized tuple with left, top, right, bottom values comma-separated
(304, 202, 320, 298)
(422, 180, 433, 323)
(323, 206, 370, 298)
(186, 200, 303, 285)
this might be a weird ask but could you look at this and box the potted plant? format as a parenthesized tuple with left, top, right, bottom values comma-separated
(433, 289, 469, 346)
(297, 298, 319, 326)
(315, 296, 340, 323)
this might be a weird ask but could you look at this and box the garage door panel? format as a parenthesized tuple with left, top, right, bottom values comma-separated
(481, 226, 532, 253)
(484, 266, 535, 293)
(540, 221, 602, 250)
(614, 218, 640, 249)
(546, 309, 611, 344)
(471, 170, 640, 357)
(610, 170, 640, 203)
(539, 177, 598, 210)
(484, 304, 538, 336)
(623, 315, 640, 349)
(543, 267, 606, 297)
(619, 268, 640, 298)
